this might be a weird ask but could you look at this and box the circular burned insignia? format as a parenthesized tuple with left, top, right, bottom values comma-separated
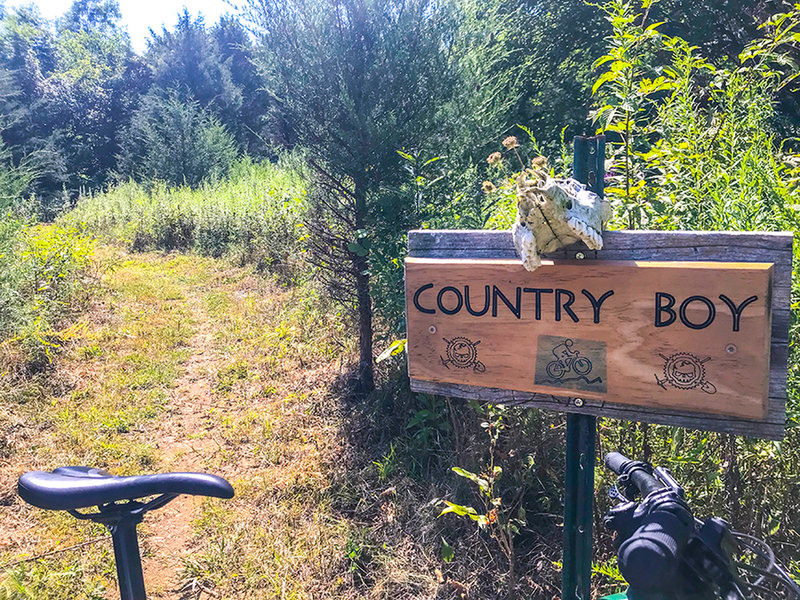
(663, 353, 705, 389)
(441, 337, 485, 373)
(655, 352, 716, 394)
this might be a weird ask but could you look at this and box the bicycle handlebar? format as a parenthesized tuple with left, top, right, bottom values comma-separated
(605, 451, 664, 497)
(604, 452, 695, 594)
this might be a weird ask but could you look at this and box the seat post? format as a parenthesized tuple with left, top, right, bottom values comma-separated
(107, 515, 147, 600)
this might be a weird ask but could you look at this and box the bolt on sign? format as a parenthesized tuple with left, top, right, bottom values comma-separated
(405, 230, 792, 439)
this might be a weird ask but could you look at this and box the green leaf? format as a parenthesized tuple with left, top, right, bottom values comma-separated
(592, 70, 618, 95)
(441, 537, 454, 563)
(438, 501, 482, 521)
(347, 241, 369, 257)
(592, 54, 616, 70)
(451, 466, 490, 493)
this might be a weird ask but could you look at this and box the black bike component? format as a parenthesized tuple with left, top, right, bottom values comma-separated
(606, 488, 695, 594)
(604, 453, 800, 599)
(18, 466, 234, 510)
(605, 452, 664, 498)
(603, 453, 694, 595)
(681, 517, 745, 599)
(18, 467, 235, 600)
(733, 531, 800, 598)
(654, 466, 685, 499)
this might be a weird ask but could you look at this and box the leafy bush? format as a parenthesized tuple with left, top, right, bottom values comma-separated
(591, 0, 800, 233)
(117, 88, 239, 188)
(0, 214, 95, 374)
(427, 1, 800, 586)
(65, 156, 309, 281)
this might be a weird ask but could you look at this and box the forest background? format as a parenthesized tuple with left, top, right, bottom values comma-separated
(3, 0, 800, 597)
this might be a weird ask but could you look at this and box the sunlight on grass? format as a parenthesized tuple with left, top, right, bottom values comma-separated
(0, 250, 220, 596)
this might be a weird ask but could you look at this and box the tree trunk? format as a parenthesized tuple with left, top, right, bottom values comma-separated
(353, 177, 374, 396)
(354, 252, 375, 396)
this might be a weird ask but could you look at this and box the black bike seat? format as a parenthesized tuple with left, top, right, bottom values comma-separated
(18, 467, 235, 511)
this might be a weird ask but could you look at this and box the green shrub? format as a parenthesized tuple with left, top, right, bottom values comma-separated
(586, 0, 800, 569)
(117, 89, 239, 188)
(452, 0, 800, 579)
(0, 215, 95, 374)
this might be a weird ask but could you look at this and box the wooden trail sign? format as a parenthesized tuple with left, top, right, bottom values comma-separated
(405, 229, 793, 439)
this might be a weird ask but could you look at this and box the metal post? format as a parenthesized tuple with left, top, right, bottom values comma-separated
(562, 135, 604, 600)
(109, 517, 147, 600)
(562, 413, 596, 600)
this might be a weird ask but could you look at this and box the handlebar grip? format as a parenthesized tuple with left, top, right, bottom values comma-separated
(617, 508, 693, 593)
(605, 451, 629, 475)
(605, 452, 664, 497)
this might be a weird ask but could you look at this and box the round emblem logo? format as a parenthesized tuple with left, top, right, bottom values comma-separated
(656, 352, 716, 394)
(441, 337, 485, 373)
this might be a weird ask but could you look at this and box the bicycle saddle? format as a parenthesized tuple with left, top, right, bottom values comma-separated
(18, 466, 235, 511)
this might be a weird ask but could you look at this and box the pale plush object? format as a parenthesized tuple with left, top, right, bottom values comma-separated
(511, 165, 611, 271)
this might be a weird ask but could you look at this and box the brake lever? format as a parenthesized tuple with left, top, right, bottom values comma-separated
(654, 466, 685, 499)
(608, 483, 628, 502)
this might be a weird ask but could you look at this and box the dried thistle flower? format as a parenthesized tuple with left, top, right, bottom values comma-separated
(502, 136, 519, 149)
(487, 152, 502, 165)
(482, 181, 497, 193)
(531, 155, 548, 169)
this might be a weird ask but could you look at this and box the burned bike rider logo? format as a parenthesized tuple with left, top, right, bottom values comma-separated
(441, 337, 486, 373)
(543, 339, 603, 386)
(546, 339, 593, 380)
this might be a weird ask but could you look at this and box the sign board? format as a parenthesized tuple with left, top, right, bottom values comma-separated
(405, 230, 792, 439)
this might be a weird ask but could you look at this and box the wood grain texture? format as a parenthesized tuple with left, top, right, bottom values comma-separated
(407, 259, 772, 419)
(406, 230, 793, 439)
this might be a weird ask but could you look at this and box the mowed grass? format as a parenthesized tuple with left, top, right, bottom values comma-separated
(3, 246, 444, 600)
(0, 250, 216, 598)
(175, 261, 372, 598)
(4, 244, 556, 600)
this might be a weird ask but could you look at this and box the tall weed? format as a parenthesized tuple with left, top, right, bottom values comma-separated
(591, 0, 800, 232)
(0, 215, 95, 375)
(65, 156, 309, 282)
(587, 0, 800, 576)
(468, 0, 800, 579)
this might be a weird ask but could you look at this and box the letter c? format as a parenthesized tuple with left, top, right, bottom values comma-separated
(413, 283, 436, 314)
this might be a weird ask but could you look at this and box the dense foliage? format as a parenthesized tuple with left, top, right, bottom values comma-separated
(117, 89, 238, 187)
(2, 0, 800, 597)
(0, 215, 95, 376)
(66, 157, 308, 279)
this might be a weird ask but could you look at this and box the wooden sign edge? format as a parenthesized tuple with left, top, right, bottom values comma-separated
(405, 229, 792, 440)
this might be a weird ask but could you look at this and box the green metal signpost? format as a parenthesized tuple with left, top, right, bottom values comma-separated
(561, 135, 604, 600)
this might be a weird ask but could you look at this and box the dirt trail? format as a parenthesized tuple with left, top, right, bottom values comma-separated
(139, 287, 225, 600)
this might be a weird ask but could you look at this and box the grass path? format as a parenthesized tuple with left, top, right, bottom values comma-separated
(2, 246, 550, 600)
(140, 277, 226, 598)
(0, 248, 387, 599)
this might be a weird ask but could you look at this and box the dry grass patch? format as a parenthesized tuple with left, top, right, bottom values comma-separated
(3, 246, 564, 600)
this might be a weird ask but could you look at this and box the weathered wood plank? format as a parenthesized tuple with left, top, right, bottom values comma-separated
(406, 229, 793, 439)
(410, 379, 785, 439)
